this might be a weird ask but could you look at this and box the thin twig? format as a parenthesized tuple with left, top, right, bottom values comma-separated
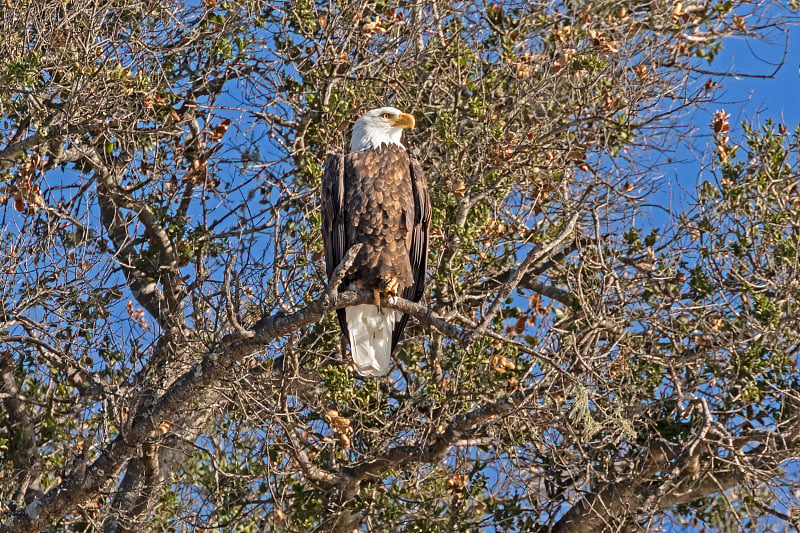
(470, 211, 581, 343)
(224, 256, 251, 336)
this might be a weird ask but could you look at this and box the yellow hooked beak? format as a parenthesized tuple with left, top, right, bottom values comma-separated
(392, 113, 415, 129)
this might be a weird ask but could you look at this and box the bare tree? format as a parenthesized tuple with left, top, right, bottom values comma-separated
(1, 1, 799, 531)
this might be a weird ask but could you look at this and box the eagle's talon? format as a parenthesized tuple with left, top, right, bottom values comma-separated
(384, 277, 400, 297)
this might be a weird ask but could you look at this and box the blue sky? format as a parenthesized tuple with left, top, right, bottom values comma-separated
(719, 26, 800, 122)
(635, 23, 800, 237)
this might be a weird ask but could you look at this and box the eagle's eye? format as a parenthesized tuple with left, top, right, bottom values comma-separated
(382, 112, 393, 119)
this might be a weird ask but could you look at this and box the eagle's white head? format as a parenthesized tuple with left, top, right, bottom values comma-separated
(350, 106, 415, 152)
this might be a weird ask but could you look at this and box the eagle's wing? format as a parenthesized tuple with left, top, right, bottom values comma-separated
(321, 153, 349, 337)
(392, 157, 431, 351)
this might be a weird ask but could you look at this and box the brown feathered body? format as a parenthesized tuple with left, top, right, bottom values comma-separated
(322, 142, 430, 377)
(343, 144, 415, 290)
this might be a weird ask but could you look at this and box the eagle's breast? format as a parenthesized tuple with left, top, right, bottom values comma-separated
(343, 144, 414, 289)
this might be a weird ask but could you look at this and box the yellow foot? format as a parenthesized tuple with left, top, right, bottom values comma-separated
(384, 277, 400, 297)
(372, 288, 381, 306)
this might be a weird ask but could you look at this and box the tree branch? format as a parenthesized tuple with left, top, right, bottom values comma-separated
(0, 286, 464, 533)
(328, 383, 544, 532)
(550, 422, 800, 533)
(471, 211, 581, 342)
(0, 355, 42, 510)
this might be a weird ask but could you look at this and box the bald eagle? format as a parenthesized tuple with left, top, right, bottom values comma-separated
(321, 107, 430, 377)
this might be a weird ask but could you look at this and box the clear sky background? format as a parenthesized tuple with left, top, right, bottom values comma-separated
(720, 25, 800, 123)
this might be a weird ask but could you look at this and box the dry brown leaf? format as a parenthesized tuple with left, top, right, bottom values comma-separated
(209, 118, 231, 142)
(491, 355, 516, 372)
(553, 25, 572, 43)
(516, 62, 532, 79)
(712, 110, 730, 134)
(506, 376, 519, 392)
(447, 474, 467, 492)
(362, 18, 387, 33)
(513, 316, 526, 335)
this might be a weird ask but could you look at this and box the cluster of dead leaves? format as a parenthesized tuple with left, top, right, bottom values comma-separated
(447, 473, 468, 494)
(491, 355, 516, 374)
(703, 78, 721, 94)
(180, 119, 231, 190)
(185, 159, 221, 190)
(712, 109, 730, 136)
(712, 109, 733, 163)
(507, 293, 549, 337)
(633, 63, 650, 81)
(544, 24, 620, 73)
(208, 118, 231, 143)
(588, 29, 618, 54)
(362, 7, 408, 33)
(2, 177, 46, 214)
(636, 246, 657, 271)
(488, 123, 525, 165)
(2, 156, 47, 213)
(533, 182, 555, 215)
(490, 139, 519, 164)
(126, 300, 150, 331)
(483, 216, 506, 239)
(186, 159, 209, 186)
(361, 18, 387, 33)
(490, 354, 520, 391)
(731, 14, 747, 32)
(607, 354, 630, 380)
(451, 179, 466, 197)
(515, 50, 538, 79)
(324, 409, 353, 448)
(141, 94, 184, 125)
(567, 148, 590, 171)
(613, 6, 631, 23)
(672, 2, 706, 25)
(142, 93, 168, 110)
(551, 50, 575, 72)
(553, 25, 572, 43)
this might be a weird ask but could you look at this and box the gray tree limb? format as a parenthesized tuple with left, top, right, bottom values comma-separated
(0, 258, 468, 533)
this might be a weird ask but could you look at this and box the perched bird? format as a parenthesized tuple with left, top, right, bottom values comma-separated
(321, 107, 430, 377)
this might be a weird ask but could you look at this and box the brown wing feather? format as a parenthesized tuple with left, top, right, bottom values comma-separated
(392, 157, 431, 351)
(321, 153, 349, 337)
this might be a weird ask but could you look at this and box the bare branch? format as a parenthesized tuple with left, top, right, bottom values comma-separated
(471, 210, 582, 341)
(0, 287, 464, 532)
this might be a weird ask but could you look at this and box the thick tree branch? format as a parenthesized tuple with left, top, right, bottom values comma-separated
(0, 355, 42, 510)
(0, 284, 466, 533)
(93, 157, 180, 329)
(550, 423, 800, 533)
(101, 458, 145, 533)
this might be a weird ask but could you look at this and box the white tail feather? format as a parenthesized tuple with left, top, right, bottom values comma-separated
(345, 304, 396, 377)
